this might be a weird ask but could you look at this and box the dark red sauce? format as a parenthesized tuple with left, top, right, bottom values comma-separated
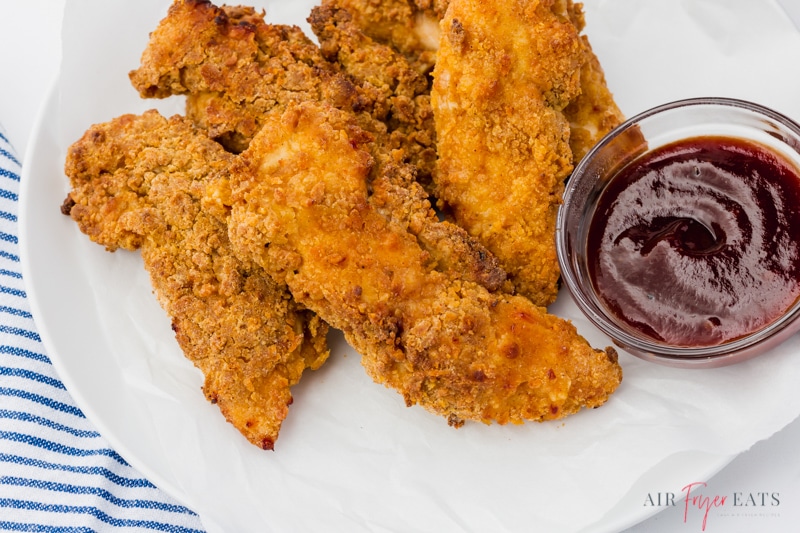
(587, 136, 800, 347)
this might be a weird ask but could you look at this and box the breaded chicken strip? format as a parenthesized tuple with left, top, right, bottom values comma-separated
(130, 0, 508, 293)
(62, 110, 329, 450)
(364, 155, 509, 292)
(323, 0, 441, 76)
(130, 0, 437, 179)
(432, 0, 586, 306)
(430, 1, 624, 159)
(227, 101, 621, 426)
(129, 0, 373, 154)
(563, 3, 626, 162)
(309, 2, 437, 184)
(334, 0, 623, 165)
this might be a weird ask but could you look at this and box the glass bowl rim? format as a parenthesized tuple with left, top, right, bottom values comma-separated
(556, 96, 800, 364)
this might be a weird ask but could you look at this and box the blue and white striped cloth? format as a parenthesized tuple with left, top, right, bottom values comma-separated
(0, 125, 207, 532)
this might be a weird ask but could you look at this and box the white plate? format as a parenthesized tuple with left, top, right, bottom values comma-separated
(18, 1, 800, 532)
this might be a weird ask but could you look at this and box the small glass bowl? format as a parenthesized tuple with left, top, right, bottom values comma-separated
(556, 97, 800, 368)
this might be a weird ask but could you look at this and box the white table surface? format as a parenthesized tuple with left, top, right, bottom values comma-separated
(2, 1, 800, 532)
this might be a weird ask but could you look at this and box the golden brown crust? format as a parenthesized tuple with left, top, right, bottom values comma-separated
(366, 153, 509, 292)
(412, 0, 450, 19)
(336, 0, 624, 304)
(130, 0, 507, 294)
(228, 102, 621, 426)
(115, 0, 624, 432)
(321, 0, 441, 75)
(64, 110, 329, 449)
(564, 35, 626, 162)
(309, 2, 438, 185)
(432, 0, 585, 306)
(129, 0, 370, 153)
(331, 0, 623, 166)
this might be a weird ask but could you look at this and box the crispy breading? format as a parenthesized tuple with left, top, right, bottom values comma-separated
(309, 2, 438, 184)
(130, 0, 508, 294)
(366, 152, 509, 292)
(227, 101, 621, 426)
(322, 0, 441, 75)
(333, 0, 623, 165)
(120, 0, 622, 430)
(564, 36, 626, 162)
(63, 110, 329, 450)
(562, 2, 625, 162)
(129, 0, 373, 153)
(412, 0, 450, 18)
(131, 0, 439, 181)
(432, 0, 588, 306)
(310, 3, 429, 105)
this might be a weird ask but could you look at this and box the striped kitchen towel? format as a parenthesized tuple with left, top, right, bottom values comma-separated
(0, 125, 206, 532)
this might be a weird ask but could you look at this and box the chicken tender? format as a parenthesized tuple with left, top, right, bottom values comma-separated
(130, 0, 508, 294)
(332, 0, 623, 166)
(321, 0, 442, 76)
(333, 0, 623, 304)
(130, 0, 437, 180)
(63, 111, 329, 450)
(309, 2, 438, 184)
(563, 3, 626, 162)
(227, 101, 621, 426)
(129, 0, 372, 154)
(432, 0, 586, 306)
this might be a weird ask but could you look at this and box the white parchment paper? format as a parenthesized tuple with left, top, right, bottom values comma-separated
(42, 0, 800, 531)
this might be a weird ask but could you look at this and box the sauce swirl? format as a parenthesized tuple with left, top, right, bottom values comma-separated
(587, 136, 800, 346)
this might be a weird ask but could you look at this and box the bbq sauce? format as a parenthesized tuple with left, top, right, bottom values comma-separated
(587, 136, 800, 347)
